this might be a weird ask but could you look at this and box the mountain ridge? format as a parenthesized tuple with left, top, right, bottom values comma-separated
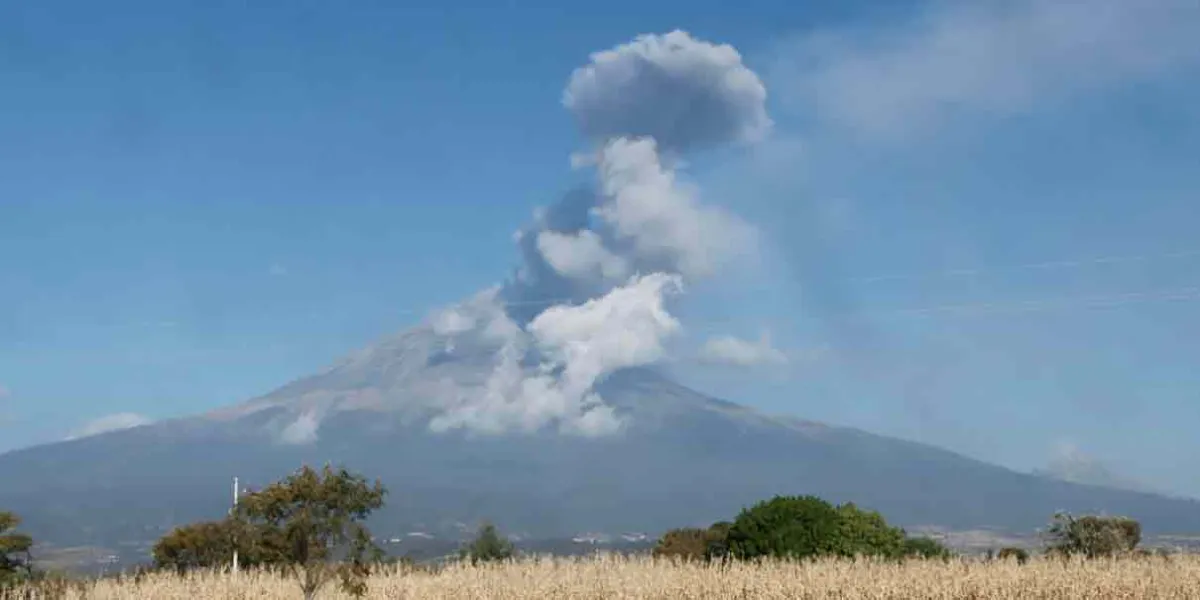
(2, 325, 1199, 558)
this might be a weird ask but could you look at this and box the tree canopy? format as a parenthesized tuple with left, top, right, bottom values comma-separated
(461, 521, 515, 564)
(0, 511, 33, 586)
(725, 495, 934, 561)
(1043, 512, 1142, 558)
(233, 464, 386, 599)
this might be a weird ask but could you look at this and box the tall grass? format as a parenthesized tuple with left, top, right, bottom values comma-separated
(8, 553, 1200, 599)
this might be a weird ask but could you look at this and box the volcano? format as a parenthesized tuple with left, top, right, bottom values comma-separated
(2, 320, 1199, 556)
(5, 29, 1200, 567)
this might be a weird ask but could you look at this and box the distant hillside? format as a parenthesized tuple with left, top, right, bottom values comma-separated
(3, 325, 1200, 566)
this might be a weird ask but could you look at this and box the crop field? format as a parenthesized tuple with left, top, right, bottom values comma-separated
(10, 554, 1200, 599)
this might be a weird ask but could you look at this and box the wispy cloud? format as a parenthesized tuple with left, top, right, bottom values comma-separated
(269, 263, 289, 277)
(1033, 439, 1154, 494)
(774, 0, 1200, 140)
(698, 332, 790, 368)
(66, 412, 153, 441)
(278, 409, 320, 445)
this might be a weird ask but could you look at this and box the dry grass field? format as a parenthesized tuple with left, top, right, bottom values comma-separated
(10, 554, 1200, 599)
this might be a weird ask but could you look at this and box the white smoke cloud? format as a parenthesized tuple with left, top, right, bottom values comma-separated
(431, 287, 523, 343)
(431, 273, 683, 436)
(699, 332, 789, 368)
(536, 230, 630, 283)
(67, 412, 153, 440)
(278, 410, 321, 445)
(529, 272, 683, 382)
(593, 136, 757, 281)
(777, 0, 1200, 139)
(1034, 440, 1153, 493)
(565, 30, 772, 152)
(426, 30, 769, 436)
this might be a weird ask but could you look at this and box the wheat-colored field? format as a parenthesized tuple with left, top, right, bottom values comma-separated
(13, 554, 1200, 599)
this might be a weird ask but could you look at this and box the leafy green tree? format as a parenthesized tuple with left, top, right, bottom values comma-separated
(704, 521, 733, 563)
(833, 502, 906, 558)
(726, 495, 843, 560)
(0, 511, 33, 586)
(652, 528, 709, 561)
(1043, 512, 1141, 558)
(152, 518, 281, 573)
(726, 496, 918, 561)
(235, 464, 387, 599)
(152, 520, 233, 573)
(654, 522, 734, 563)
(460, 521, 515, 564)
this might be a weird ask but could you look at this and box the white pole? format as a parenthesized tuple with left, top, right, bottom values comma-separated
(232, 476, 239, 575)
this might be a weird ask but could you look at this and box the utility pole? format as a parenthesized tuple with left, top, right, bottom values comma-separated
(232, 476, 239, 575)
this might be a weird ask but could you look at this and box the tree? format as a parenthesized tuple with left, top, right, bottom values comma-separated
(1043, 512, 1141, 558)
(652, 528, 709, 561)
(726, 495, 916, 561)
(726, 495, 843, 560)
(833, 502, 907, 558)
(653, 522, 734, 563)
(704, 521, 733, 563)
(152, 518, 281, 573)
(235, 464, 387, 600)
(0, 511, 33, 586)
(460, 521, 515, 564)
(152, 520, 234, 573)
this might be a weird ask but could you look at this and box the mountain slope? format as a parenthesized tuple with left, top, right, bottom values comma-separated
(2, 326, 1199, 554)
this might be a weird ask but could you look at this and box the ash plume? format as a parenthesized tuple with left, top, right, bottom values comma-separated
(424, 31, 770, 437)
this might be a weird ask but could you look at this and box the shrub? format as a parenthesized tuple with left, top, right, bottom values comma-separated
(653, 528, 709, 561)
(997, 547, 1030, 564)
(833, 503, 907, 558)
(704, 521, 733, 563)
(0, 512, 33, 589)
(726, 495, 908, 561)
(653, 523, 731, 562)
(1043, 512, 1141, 558)
(461, 522, 515, 564)
(727, 495, 842, 560)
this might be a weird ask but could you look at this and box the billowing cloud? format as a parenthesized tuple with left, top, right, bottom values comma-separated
(565, 30, 772, 153)
(425, 30, 767, 437)
(536, 230, 630, 283)
(699, 333, 789, 368)
(431, 273, 683, 437)
(594, 136, 756, 280)
(503, 189, 603, 321)
(529, 272, 683, 379)
(278, 410, 320, 445)
(430, 287, 523, 343)
(67, 413, 153, 440)
(777, 0, 1200, 139)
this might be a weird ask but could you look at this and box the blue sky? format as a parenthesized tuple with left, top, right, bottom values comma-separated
(2, 1, 1199, 496)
